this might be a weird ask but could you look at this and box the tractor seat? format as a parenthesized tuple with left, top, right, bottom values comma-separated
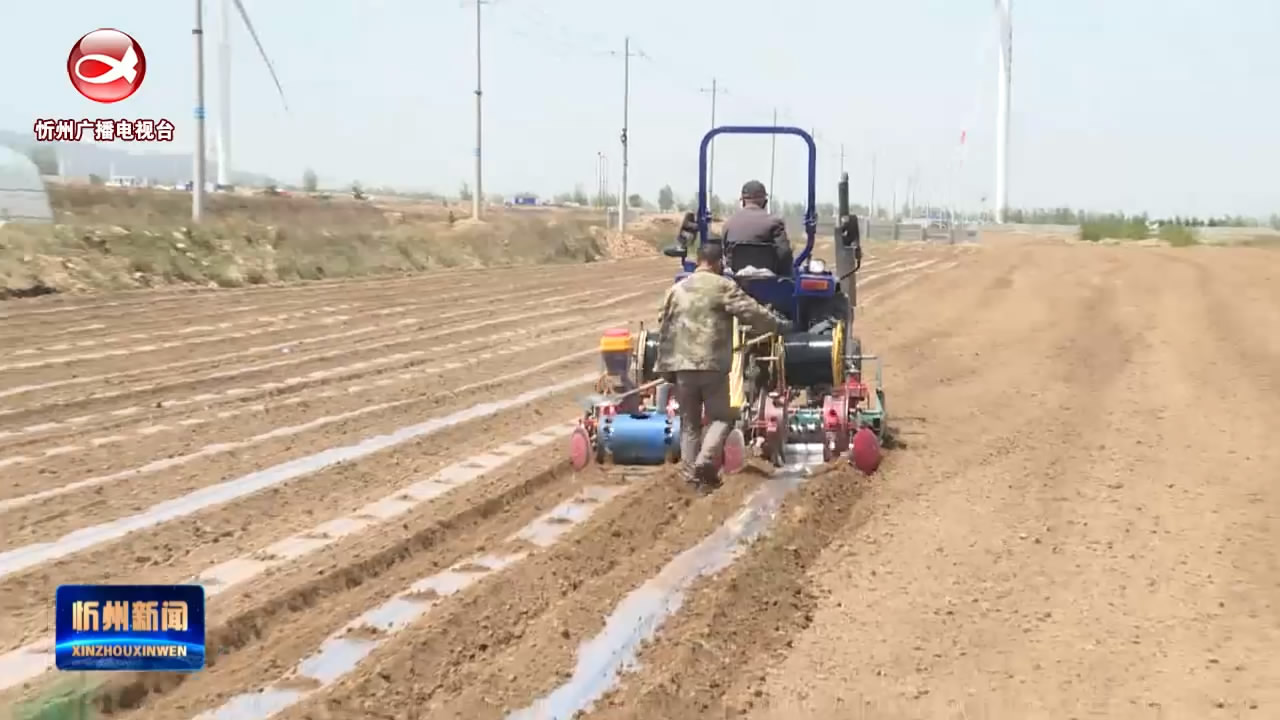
(732, 266, 777, 279)
(727, 243, 790, 278)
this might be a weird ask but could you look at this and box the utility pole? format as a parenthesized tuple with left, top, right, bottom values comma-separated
(869, 153, 876, 218)
(472, 0, 487, 221)
(192, 0, 207, 223)
(619, 36, 633, 232)
(699, 78, 728, 204)
(596, 151, 606, 207)
(839, 143, 846, 176)
(907, 167, 920, 218)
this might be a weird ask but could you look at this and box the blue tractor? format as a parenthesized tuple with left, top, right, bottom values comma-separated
(570, 126, 886, 475)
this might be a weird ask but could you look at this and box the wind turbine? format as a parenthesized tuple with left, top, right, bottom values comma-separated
(215, 0, 288, 189)
(994, 0, 1012, 223)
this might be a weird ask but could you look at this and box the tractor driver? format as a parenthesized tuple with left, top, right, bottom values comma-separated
(722, 180, 794, 278)
(654, 242, 792, 492)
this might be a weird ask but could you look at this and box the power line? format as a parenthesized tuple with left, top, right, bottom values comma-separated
(491, 6, 846, 151)
(470, 8, 854, 199)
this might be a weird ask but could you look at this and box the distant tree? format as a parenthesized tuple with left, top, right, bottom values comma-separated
(87, 173, 104, 185)
(302, 168, 318, 192)
(572, 184, 589, 206)
(709, 195, 725, 216)
(459, 183, 473, 202)
(657, 185, 675, 211)
(816, 202, 835, 219)
(1270, 214, 1280, 231)
(628, 193, 643, 208)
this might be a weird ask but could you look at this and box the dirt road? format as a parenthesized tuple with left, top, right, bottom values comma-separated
(2, 236, 1275, 719)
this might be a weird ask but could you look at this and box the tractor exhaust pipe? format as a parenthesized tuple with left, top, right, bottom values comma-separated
(834, 171, 861, 319)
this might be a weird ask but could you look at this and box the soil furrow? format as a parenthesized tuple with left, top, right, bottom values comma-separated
(0, 282, 663, 452)
(0, 347, 606, 550)
(0, 316, 586, 468)
(0, 369, 597, 650)
(286, 245, 1047, 720)
(0, 260, 659, 351)
(1, 255, 938, 504)
(0, 310, 649, 504)
(590, 245, 1137, 718)
(0, 419, 576, 701)
(0, 258, 668, 338)
(0, 276, 669, 431)
(264, 464, 767, 720)
(0, 274, 669, 393)
(84, 457, 634, 720)
(0, 243, 953, 719)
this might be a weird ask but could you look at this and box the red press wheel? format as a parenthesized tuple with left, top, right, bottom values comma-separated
(850, 426, 882, 475)
(569, 426, 593, 470)
(721, 428, 746, 475)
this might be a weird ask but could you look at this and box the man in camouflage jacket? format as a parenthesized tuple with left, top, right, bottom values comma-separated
(654, 242, 791, 489)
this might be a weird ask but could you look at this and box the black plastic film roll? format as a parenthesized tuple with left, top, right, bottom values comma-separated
(640, 333, 661, 382)
(781, 332, 837, 387)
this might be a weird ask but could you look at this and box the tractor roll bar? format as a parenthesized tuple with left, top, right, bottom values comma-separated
(697, 125, 818, 271)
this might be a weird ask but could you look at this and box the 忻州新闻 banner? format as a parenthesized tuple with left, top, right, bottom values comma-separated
(54, 584, 205, 672)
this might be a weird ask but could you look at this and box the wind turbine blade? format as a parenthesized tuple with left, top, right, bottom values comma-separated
(232, 0, 289, 112)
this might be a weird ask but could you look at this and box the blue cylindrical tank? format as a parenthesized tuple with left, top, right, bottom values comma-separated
(599, 412, 680, 465)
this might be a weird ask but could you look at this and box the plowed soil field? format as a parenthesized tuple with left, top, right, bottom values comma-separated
(2, 234, 1276, 720)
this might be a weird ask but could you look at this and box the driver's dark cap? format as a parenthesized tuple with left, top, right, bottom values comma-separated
(741, 180, 768, 200)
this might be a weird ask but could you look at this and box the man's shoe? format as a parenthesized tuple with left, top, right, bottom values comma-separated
(692, 464, 722, 493)
(679, 465, 699, 487)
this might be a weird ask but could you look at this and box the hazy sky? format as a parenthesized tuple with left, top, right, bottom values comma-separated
(6, 0, 1278, 217)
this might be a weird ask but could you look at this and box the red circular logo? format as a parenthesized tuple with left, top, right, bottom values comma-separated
(67, 29, 147, 103)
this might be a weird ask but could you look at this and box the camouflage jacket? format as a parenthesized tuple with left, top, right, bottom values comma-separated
(653, 268, 782, 373)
